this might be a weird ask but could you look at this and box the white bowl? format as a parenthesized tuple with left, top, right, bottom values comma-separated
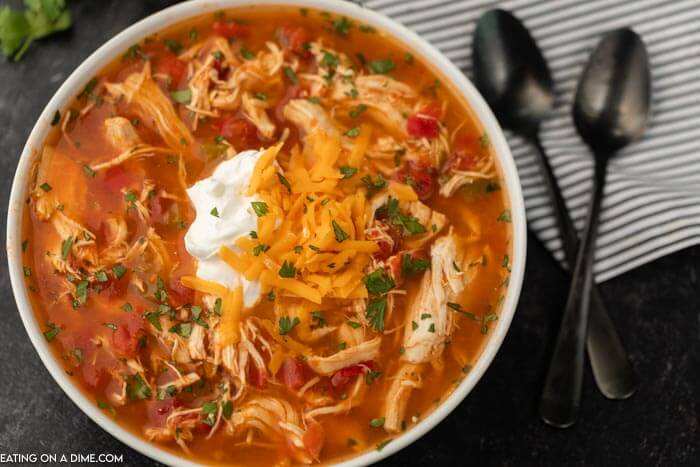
(6, 0, 526, 465)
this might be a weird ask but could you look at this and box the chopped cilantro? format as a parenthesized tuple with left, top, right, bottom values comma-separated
(278, 316, 300, 335)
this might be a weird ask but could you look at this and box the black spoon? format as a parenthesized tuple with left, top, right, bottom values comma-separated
(540, 28, 652, 428)
(472, 9, 636, 403)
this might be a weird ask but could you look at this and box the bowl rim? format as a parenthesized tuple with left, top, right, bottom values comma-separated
(5, 0, 526, 465)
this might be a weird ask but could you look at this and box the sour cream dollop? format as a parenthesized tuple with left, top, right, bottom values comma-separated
(184, 150, 263, 307)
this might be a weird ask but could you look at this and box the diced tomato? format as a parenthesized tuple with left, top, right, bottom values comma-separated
(303, 420, 325, 459)
(169, 276, 194, 307)
(147, 397, 182, 427)
(212, 20, 251, 39)
(212, 56, 230, 81)
(394, 160, 437, 200)
(277, 25, 311, 55)
(155, 54, 187, 87)
(250, 365, 267, 389)
(277, 357, 307, 389)
(385, 255, 402, 281)
(366, 227, 394, 261)
(406, 113, 440, 139)
(443, 148, 481, 173)
(216, 116, 259, 147)
(330, 361, 375, 390)
(112, 326, 138, 356)
(275, 84, 304, 122)
(103, 166, 131, 193)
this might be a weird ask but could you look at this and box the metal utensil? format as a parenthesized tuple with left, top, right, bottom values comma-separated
(472, 9, 636, 402)
(540, 28, 652, 428)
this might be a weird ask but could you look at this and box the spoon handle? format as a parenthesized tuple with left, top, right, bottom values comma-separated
(539, 157, 608, 428)
(531, 135, 636, 400)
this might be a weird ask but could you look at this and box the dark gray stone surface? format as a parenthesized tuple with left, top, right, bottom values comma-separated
(0, 1, 697, 466)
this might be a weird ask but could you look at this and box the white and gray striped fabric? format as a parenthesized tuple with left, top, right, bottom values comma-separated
(355, 0, 700, 282)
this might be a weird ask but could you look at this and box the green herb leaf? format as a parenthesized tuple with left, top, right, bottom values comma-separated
(0, 0, 72, 61)
(127, 374, 151, 400)
(349, 104, 367, 118)
(404, 52, 414, 64)
(278, 316, 300, 335)
(170, 89, 192, 104)
(320, 50, 339, 68)
(311, 310, 326, 328)
(365, 370, 382, 385)
(210, 207, 220, 217)
(497, 209, 511, 223)
(363, 268, 395, 295)
(365, 297, 387, 332)
(277, 172, 292, 193)
(39, 182, 52, 192)
(144, 312, 162, 331)
(75, 279, 89, 306)
(339, 165, 358, 179)
(50, 110, 60, 126)
(43, 322, 60, 342)
(251, 201, 268, 217)
(164, 38, 183, 54)
(481, 312, 499, 335)
(370, 417, 385, 428)
(279, 260, 296, 278)
(61, 236, 73, 260)
(169, 322, 192, 338)
(284, 66, 298, 84)
(361, 174, 387, 197)
(347, 320, 361, 329)
(82, 164, 96, 177)
(344, 126, 361, 137)
(157, 385, 177, 401)
(254, 91, 268, 101)
(249, 230, 258, 239)
(332, 220, 349, 243)
(112, 263, 127, 279)
(252, 244, 269, 256)
(222, 400, 233, 419)
(121, 302, 133, 312)
(368, 59, 395, 74)
(94, 271, 108, 283)
(401, 254, 430, 278)
(333, 17, 353, 36)
(240, 46, 255, 60)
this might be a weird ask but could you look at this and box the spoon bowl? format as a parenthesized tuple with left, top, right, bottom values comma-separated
(573, 28, 652, 154)
(473, 9, 554, 134)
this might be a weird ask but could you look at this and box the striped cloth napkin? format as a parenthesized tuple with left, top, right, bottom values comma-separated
(354, 0, 700, 282)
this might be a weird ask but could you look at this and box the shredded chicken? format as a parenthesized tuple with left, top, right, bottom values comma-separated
(402, 231, 466, 363)
(383, 363, 423, 432)
(306, 337, 381, 375)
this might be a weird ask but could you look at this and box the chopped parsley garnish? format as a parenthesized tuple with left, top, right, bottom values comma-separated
(363, 268, 395, 295)
(309, 244, 321, 253)
(43, 322, 60, 342)
(420, 313, 431, 320)
(365, 370, 382, 384)
(485, 182, 500, 192)
(121, 303, 133, 312)
(479, 133, 490, 148)
(251, 201, 269, 217)
(347, 320, 361, 329)
(23, 266, 31, 277)
(127, 374, 151, 400)
(212, 50, 224, 61)
(51, 110, 61, 126)
(82, 164, 96, 177)
(452, 260, 461, 272)
(320, 50, 339, 68)
(164, 39, 183, 54)
(411, 321, 418, 330)
(369, 417, 385, 428)
(144, 312, 162, 331)
(277, 172, 292, 193)
(60, 236, 73, 260)
(339, 165, 358, 179)
(368, 59, 395, 74)
(113, 263, 127, 279)
(497, 209, 512, 223)
(481, 312, 499, 335)
(222, 400, 233, 419)
(404, 52, 414, 64)
(170, 89, 192, 104)
(361, 174, 387, 197)
(293, 245, 303, 254)
(249, 230, 258, 239)
(74, 279, 88, 307)
(502, 254, 511, 272)
(284, 66, 298, 84)
(252, 244, 269, 256)
(278, 316, 300, 335)
(349, 104, 367, 118)
(254, 91, 268, 101)
(103, 322, 117, 331)
(377, 196, 426, 234)
(359, 24, 376, 33)
(278, 260, 296, 278)
(311, 311, 326, 328)
(169, 322, 192, 338)
(124, 191, 137, 205)
(448, 302, 480, 321)
(201, 401, 218, 426)
(94, 271, 108, 282)
(267, 291, 276, 301)
(401, 254, 430, 278)
(376, 439, 392, 451)
(39, 182, 52, 192)
(344, 126, 361, 137)
(240, 46, 255, 60)
(428, 323, 436, 333)
(332, 220, 349, 242)
(333, 17, 353, 36)
(213, 297, 222, 315)
(210, 207, 219, 217)
(157, 385, 177, 401)
(365, 297, 387, 332)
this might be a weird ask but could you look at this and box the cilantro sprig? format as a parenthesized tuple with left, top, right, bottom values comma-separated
(0, 0, 72, 61)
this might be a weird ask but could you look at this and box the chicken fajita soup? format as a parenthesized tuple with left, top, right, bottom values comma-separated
(21, 6, 512, 465)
